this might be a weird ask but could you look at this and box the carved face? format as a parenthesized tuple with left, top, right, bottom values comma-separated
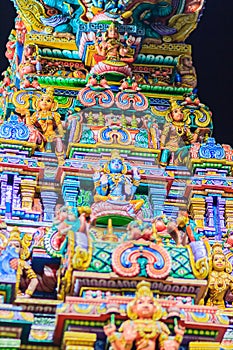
(24, 45, 35, 58)
(9, 240, 21, 254)
(183, 56, 193, 68)
(38, 95, 54, 111)
(109, 158, 123, 173)
(213, 253, 226, 272)
(134, 296, 156, 319)
(59, 207, 68, 221)
(107, 26, 119, 39)
(171, 108, 184, 122)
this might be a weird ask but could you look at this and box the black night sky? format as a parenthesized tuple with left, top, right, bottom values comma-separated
(0, 0, 232, 146)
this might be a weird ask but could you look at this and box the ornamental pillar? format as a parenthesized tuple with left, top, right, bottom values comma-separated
(148, 184, 167, 217)
(41, 191, 58, 222)
(21, 177, 37, 211)
(225, 200, 233, 229)
(189, 197, 206, 229)
(62, 175, 80, 212)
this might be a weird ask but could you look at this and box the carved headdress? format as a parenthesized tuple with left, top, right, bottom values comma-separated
(103, 150, 127, 174)
(34, 87, 58, 111)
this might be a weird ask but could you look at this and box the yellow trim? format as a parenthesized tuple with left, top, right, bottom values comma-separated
(189, 342, 220, 350)
(25, 34, 78, 50)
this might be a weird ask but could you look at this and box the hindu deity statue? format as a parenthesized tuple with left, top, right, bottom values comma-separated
(176, 54, 197, 89)
(51, 205, 91, 253)
(93, 150, 144, 213)
(160, 98, 200, 165)
(8, 227, 38, 298)
(200, 243, 233, 309)
(18, 44, 41, 89)
(27, 87, 65, 164)
(104, 281, 185, 350)
(91, 22, 134, 77)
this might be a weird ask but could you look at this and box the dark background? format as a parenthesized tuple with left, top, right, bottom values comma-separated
(0, 0, 232, 145)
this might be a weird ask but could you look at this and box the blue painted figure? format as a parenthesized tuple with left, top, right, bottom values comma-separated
(93, 150, 144, 211)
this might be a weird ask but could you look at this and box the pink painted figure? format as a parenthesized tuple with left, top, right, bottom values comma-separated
(5, 30, 16, 62)
(104, 281, 185, 350)
(18, 44, 41, 88)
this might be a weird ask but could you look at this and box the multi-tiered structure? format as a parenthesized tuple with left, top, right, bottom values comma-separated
(0, 1, 232, 349)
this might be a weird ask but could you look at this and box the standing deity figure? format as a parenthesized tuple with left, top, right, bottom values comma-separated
(8, 227, 38, 298)
(93, 150, 144, 212)
(160, 98, 200, 165)
(27, 88, 65, 164)
(200, 243, 233, 309)
(104, 281, 185, 350)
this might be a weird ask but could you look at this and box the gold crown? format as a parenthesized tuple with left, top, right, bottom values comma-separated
(110, 149, 122, 160)
(170, 98, 183, 112)
(135, 281, 153, 299)
(42, 87, 54, 99)
(8, 227, 21, 242)
(108, 22, 117, 31)
(212, 242, 224, 255)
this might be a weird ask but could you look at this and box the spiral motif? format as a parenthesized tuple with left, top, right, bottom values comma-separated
(0, 115, 30, 141)
(112, 241, 172, 278)
(199, 138, 225, 159)
(98, 90, 114, 108)
(78, 87, 96, 107)
(194, 108, 211, 127)
(78, 87, 114, 107)
(99, 127, 131, 145)
(115, 92, 148, 111)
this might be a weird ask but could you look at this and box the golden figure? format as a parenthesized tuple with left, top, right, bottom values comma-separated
(28, 88, 65, 165)
(176, 54, 197, 89)
(200, 243, 233, 309)
(8, 227, 38, 298)
(160, 98, 200, 165)
(104, 281, 185, 350)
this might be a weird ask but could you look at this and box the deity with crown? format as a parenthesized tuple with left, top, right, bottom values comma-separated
(18, 87, 65, 165)
(160, 98, 201, 166)
(91, 22, 135, 78)
(7, 227, 38, 298)
(199, 243, 233, 309)
(92, 150, 144, 224)
(104, 281, 185, 350)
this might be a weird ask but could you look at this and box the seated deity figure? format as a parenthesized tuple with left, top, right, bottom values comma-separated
(200, 243, 233, 309)
(160, 98, 200, 165)
(91, 22, 134, 77)
(104, 281, 185, 350)
(93, 150, 144, 213)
